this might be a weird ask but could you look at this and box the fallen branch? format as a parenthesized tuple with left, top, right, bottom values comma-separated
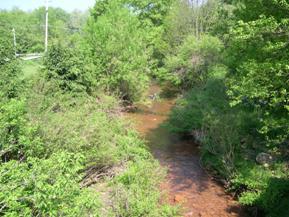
(81, 162, 126, 188)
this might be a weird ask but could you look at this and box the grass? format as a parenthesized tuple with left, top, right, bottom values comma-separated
(20, 59, 42, 79)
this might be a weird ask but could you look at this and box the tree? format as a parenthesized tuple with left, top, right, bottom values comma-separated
(226, 0, 289, 146)
(163, 0, 223, 52)
(0, 7, 83, 53)
(92, 0, 173, 26)
(85, 0, 150, 102)
(162, 34, 223, 89)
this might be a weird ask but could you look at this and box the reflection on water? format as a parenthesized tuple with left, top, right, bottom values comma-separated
(125, 85, 247, 217)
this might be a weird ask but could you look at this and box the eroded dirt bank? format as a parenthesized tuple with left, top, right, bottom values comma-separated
(125, 85, 247, 217)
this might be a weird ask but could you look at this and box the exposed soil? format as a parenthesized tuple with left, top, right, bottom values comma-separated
(125, 85, 248, 217)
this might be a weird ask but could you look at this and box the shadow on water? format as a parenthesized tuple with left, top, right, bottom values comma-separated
(125, 85, 248, 217)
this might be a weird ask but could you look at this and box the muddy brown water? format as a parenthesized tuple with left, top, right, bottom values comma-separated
(125, 85, 247, 217)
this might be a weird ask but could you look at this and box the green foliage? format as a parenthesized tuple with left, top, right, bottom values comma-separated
(0, 99, 43, 162)
(44, 43, 95, 94)
(162, 35, 223, 89)
(125, 0, 174, 70)
(0, 27, 14, 63)
(24, 71, 177, 215)
(88, 0, 177, 100)
(221, 4, 289, 215)
(86, 1, 150, 102)
(233, 0, 289, 22)
(165, 65, 229, 134)
(163, 0, 195, 49)
(229, 161, 289, 217)
(258, 178, 289, 217)
(210, 1, 236, 37)
(165, 66, 260, 176)
(226, 1, 289, 147)
(164, 2, 289, 212)
(21, 60, 41, 79)
(92, 0, 173, 27)
(0, 7, 88, 53)
(0, 61, 24, 100)
(4, 0, 289, 216)
(162, 0, 226, 51)
(0, 152, 99, 216)
(1, 72, 175, 216)
(164, 1, 289, 215)
(111, 160, 178, 217)
(26, 84, 150, 165)
(125, 0, 173, 27)
(165, 62, 288, 216)
(0, 72, 100, 215)
(0, 28, 24, 101)
(1, 2, 180, 217)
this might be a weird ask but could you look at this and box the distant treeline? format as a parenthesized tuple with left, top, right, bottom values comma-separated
(0, 7, 88, 53)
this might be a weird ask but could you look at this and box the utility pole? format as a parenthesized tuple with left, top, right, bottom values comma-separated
(12, 28, 17, 57)
(45, 0, 49, 53)
(195, 0, 199, 38)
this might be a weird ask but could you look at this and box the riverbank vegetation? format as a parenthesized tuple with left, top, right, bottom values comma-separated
(164, 1, 289, 216)
(0, 0, 288, 216)
(0, 1, 177, 216)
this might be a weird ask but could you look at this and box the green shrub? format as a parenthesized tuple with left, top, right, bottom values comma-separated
(258, 177, 289, 217)
(0, 32, 25, 101)
(0, 53, 176, 216)
(85, 1, 150, 102)
(166, 58, 288, 216)
(26, 86, 151, 166)
(0, 99, 43, 162)
(165, 65, 229, 134)
(0, 152, 99, 216)
(44, 42, 95, 94)
(1, 78, 174, 216)
(0, 27, 14, 65)
(111, 160, 178, 217)
(1, 3, 181, 216)
(0, 61, 24, 101)
(229, 160, 289, 217)
(161, 34, 223, 89)
(226, 14, 289, 148)
(25, 86, 178, 216)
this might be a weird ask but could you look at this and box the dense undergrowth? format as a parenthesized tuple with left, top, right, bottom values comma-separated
(0, 0, 180, 215)
(163, 1, 289, 216)
(1, 0, 288, 216)
(0, 6, 178, 213)
(0, 57, 178, 216)
(166, 66, 289, 216)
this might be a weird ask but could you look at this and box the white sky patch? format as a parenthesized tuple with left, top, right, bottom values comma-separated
(0, 0, 96, 12)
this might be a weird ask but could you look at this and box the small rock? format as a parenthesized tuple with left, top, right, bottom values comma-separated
(256, 152, 273, 166)
(149, 93, 157, 100)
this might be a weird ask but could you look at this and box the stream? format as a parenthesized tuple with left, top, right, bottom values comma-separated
(125, 85, 247, 217)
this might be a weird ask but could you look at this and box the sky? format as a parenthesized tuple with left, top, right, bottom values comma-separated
(0, 0, 96, 12)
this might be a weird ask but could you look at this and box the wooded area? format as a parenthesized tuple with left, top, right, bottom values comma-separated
(0, 0, 288, 216)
